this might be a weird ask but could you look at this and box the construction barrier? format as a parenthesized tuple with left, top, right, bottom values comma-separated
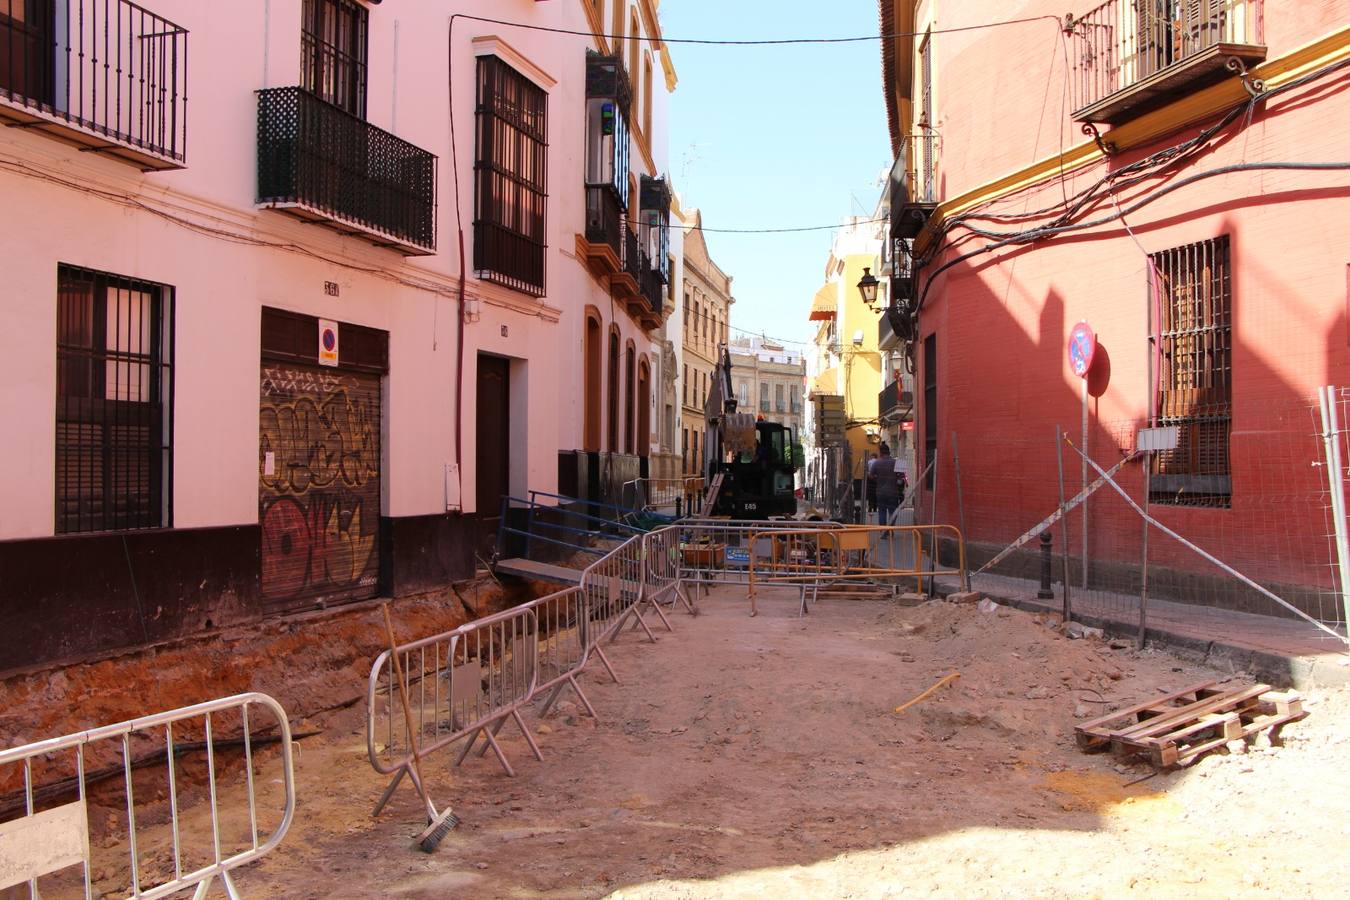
(520, 585, 597, 718)
(367, 536, 681, 816)
(578, 531, 659, 661)
(368, 604, 539, 822)
(0, 693, 294, 900)
(642, 525, 697, 618)
(747, 525, 970, 616)
(671, 519, 847, 595)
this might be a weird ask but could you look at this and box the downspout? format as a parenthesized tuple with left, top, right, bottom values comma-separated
(449, 17, 467, 510)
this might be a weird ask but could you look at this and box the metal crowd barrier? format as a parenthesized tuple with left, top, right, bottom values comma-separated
(642, 525, 698, 618)
(368, 605, 540, 819)
(518, 585, 597, 718)
(746, 524, 970, 616)
(577, 531, 661, 662)
(0, 693, 294, 900)
(672, 519, 847, 596)
(367, 533, 685, 816)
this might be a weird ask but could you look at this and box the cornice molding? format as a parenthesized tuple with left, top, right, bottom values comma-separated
(471, 35, 558, 90)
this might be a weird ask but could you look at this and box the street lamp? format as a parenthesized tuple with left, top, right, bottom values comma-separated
(856, 266, 880, 311)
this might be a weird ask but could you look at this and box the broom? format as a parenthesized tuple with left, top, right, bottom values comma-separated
(382, 603, 459, 852)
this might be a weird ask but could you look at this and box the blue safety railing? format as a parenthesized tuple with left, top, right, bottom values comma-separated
(496, 491, 678, 563)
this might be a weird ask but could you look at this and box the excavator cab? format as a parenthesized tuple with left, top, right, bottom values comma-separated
(713, 421, 797, 518)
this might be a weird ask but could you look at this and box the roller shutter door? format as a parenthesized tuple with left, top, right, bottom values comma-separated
(259, 362, 381, 612)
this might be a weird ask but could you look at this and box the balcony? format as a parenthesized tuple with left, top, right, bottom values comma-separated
(257, 87, 437, 256)
(580, 185, 624, 275)
(878, 380, 913, 423)
(878, 304, 915, 351)
(0, 0, 187, 170)
(639, 252, 664, 315)
(888, 137, 936, 239)
(1070, 0, 1265, 125)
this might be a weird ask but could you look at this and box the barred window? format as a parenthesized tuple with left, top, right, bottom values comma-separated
(474, 55, 549, 296)
(56, 265, 174, 533)
(1150, 235, 1232, 507)
(302, 0, 368, 118)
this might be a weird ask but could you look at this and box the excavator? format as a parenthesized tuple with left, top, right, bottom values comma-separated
(699, 347, 800, 519)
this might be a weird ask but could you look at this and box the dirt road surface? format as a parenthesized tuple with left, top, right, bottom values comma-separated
(52, 586, 1350, 897)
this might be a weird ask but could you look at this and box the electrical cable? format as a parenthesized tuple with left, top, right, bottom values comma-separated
(447, 13, 1061, 47)
(908, 54, 1350, 317)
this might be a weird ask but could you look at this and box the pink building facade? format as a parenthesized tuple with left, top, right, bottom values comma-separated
(880, 0, 1350, 629)
(0, 0, 676, 670)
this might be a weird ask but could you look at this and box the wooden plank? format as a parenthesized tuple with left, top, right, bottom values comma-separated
(493, 558, 583, 585)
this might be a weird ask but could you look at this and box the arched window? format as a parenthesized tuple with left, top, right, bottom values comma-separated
(607, 328, 620, 452)
(584, 310, 602, 452)
(624, 341, 636, 454)
(637, 356, 651, 457)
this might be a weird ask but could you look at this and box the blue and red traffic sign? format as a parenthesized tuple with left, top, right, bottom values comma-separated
(1068, 321, 1096, 378)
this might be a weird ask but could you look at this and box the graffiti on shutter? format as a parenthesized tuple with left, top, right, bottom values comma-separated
(259, 363, 381, 610)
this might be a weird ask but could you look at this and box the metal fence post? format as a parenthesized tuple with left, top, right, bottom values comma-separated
(952, 432, 968, 589)
(1319, 386, 1350, 630)
(1139, 448, 1152, 649)
(1055, 426, 1073, 623)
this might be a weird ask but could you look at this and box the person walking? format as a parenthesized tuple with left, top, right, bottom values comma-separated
(867, 443, 901, 532)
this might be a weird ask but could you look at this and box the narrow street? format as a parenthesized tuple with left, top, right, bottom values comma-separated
(70, 588, 1349, 898)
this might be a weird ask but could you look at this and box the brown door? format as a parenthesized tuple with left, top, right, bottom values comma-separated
(259, 363, 382, 613)
(476, 355, 511, 559)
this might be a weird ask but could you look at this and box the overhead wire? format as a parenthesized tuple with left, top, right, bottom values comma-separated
(446, 13, 1062, 47)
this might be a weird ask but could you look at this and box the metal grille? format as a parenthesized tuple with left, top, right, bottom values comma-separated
(474, 55, 548, 297)
(301, 0, 367, 119)
(55, 264, 173, 533)
(257, 86, 437, 251)
(0, 0, 189, 163)
(1151, 235, 1232, 506)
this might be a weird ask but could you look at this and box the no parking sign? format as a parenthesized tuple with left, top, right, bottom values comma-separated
(318, 318, 339, 367)
(1068, 321, 1096, 378)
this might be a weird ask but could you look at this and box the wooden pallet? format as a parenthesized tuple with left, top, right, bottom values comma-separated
(1075, 680, 1305, 768)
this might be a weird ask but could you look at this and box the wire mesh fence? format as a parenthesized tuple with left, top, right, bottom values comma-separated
(930, 393, 1349, 656)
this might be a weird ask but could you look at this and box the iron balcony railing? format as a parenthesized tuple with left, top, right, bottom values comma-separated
(1070, 0, 1264, 120)
(878, 380, 914, 418)
(0, 0, 188, 166)
(585, 185, 623, 258)
(257, 86, 436, 253)
(622, 224, 642, 280)
(639, 249, 663, 313)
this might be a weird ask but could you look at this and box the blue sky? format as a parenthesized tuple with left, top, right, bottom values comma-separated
(663, 1, 892, 346)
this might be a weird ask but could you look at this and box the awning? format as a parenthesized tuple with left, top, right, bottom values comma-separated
(809, 282, 836, 321)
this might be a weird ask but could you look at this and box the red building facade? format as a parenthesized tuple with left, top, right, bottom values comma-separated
(880, 0, 1350, 626)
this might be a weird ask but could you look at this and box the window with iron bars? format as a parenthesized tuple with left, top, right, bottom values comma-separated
(474, 55, 549, 296)
(1150, 235, 1232, 507)
(302, 0, 368, 118)
(56, 265, 174, 533)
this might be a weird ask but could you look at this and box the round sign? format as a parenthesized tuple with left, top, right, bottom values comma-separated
(321, 327, 337, 352)
(1068, 322, 1096, 378)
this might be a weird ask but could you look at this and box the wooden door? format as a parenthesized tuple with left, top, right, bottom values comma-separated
(476, 355, 511, 559)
